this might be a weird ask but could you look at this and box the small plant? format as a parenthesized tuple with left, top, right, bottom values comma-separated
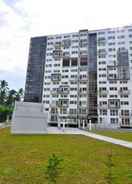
(45, 154, 63, 184)
(104, 150, 115, 184)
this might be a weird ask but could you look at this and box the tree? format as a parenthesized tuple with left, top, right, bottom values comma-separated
(0, 80, 24, 122)
(6, 89, 17, 107)
(0, 105, 12, 122)
(0, 80, 9, 105)
(15, 88, 24, 101)
(45, 154, 63, 184)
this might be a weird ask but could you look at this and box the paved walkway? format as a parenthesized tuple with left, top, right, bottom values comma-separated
(48, 127, 132, 149)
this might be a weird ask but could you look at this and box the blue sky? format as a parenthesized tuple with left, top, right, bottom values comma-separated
(0, 0, 132, 90)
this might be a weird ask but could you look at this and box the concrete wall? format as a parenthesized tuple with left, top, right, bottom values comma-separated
(11, 102, 48, 134)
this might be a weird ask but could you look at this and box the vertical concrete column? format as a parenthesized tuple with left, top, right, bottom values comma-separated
(78, 120, 81, 128)
(83, 120, 85, 129)
(58, 116, 61, 128)
(89, 119, 92, 131)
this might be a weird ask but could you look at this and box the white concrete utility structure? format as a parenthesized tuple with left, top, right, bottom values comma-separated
(11, 102, 48, 134)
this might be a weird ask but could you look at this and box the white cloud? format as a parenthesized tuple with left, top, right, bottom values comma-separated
(0, 0, 132, 89)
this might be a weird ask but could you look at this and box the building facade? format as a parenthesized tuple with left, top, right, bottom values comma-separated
(43, 30, 97, 128)
(24, 25, 132, 128)
(97, 26, 132, 128)
(24, 36, 47, 102)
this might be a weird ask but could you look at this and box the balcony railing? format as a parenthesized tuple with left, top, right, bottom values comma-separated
(98, 104, 108, 109)
(118, 90, 130, 96)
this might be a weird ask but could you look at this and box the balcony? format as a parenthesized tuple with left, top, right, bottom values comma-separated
(108, 99, 120, 109)
(59, 85, 69, 94)
(120, 118, 132, 128)
(57, 99, 69, 108)
(52, 49, 62, 60)
(51, 73, 61, 81)
(118, 90, 130, 96)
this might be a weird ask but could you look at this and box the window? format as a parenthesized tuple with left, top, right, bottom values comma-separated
(100, 109, 107, 115)
(99, 101, 107, 106)
(50, 115, 57, 122)
(69, 109, 77, 114)
(62, 75, 68, 78)
(109, 87, 117, 91)
(71, 69, 77, 72)
(60, 108, 67, 114)
(99, 61, 106, 65)
(63, 58, 70, 67)
(108, 42, 115, 46)
(108, 99, 120, 109)
(70, 101, 77, 104)
(79, 101, 86, 106)
(71, 58, 78, 66)
(122, 118, 130, 125)
(117, 35, 125, 39)
(99, 81, 106, 84)
(108, 31, 115, 34)
(79, 39, 88, 48)
(70, 81, 77, 85)
(59, 99, 69, 106)
(71, 75, 77, 78)
(53, 50, 62, 60)
(80, 87, 87, 92)
(70, 95, 77, 98)
(98, 49, 106, 58)
(109, 81, 117, 84)
(109, 95, 117, 98)
(70, 87, 77, 91)
(63, 52, 70, 57)
(79, 108, 86, 114)
(99, 74, 106, 77)
(120, 101, 129, 105)
(110, 118, 118, 124)
(63, 39, 71, 49)
(98, 37, 106, 46)
(121, 110, 129, 116)
(72, 51, 78, 54)
(98, 68, 106, 71)
(51, 73, 61, 81)
(80, 56, 88, 66)
(108, 48, 116, 52)
(108, 36, 115, 39)
(72, 34, 79, 38)
(110, 110, 118, 116)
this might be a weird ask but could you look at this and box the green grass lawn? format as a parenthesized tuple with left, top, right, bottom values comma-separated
(0, 128, 132, 184)
(93, 130, 132, 142)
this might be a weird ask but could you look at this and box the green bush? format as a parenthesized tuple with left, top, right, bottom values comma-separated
(45, 154, 63, 184)
(0, 105, 13, 122)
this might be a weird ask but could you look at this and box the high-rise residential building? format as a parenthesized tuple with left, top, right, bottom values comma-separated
(24, 25, 132, 129)
(97, 26, 132, 128)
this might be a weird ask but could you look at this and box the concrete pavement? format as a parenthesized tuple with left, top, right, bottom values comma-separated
(48, 127, 132, 149)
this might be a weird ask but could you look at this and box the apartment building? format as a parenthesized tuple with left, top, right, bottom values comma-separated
(43, 30, 97, 128)
(24, 25, 132, 128)
(97, 26, 132, 128)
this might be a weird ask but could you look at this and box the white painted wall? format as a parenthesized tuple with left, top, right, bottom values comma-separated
(11, 102, 48, 134)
